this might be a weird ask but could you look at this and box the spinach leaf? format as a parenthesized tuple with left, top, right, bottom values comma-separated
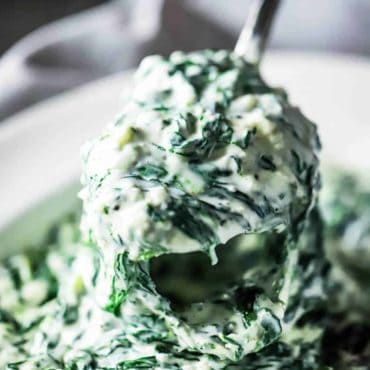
(170, 114, 233, 159)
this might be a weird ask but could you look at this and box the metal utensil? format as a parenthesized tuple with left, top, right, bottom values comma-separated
(235, 0, 281, 64)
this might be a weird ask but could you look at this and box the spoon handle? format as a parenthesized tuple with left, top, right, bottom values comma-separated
(234, 0, 281, 64)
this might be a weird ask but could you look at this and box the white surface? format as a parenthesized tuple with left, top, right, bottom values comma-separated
(1, 51, 370, 248)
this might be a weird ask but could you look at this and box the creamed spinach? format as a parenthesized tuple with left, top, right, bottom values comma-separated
(0, 50, 368, 369)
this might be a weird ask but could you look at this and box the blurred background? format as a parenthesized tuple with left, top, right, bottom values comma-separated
(1, 0, 370, 121)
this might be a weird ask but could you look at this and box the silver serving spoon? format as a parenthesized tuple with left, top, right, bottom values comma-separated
(235, 0, 281, 64)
